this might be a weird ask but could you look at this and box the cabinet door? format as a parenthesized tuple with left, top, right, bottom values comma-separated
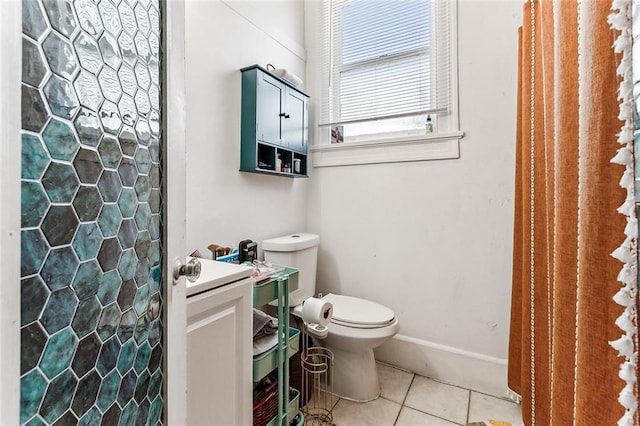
(186, 278, 252, 426)
(283, 88, 307, 153)
(257, 73, 284, 146)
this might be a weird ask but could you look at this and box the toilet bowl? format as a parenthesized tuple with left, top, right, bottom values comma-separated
(320, 293, 399, 402)
(262, 233, 399, 403)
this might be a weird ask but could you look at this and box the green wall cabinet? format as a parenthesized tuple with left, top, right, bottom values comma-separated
(240, 65, 309, 177)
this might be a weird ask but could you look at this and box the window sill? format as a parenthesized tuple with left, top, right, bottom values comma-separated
(309, 131, 464, 167)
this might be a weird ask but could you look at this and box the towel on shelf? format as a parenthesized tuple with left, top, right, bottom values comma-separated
(253, 335, 279, 356)
(253, 309, 278, 337)
(253, 309, 279, 356)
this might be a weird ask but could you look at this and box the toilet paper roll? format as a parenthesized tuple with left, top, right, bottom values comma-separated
(302, 297, 333, 327)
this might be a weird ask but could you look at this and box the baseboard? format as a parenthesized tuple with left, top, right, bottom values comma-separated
(374, 334, 509, 399)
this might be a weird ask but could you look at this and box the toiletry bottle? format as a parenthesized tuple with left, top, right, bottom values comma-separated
(276, 153, 282, 172)
(425, 115, 434, 134)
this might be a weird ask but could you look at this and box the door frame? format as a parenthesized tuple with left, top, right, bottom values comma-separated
(0, 0, 23, 424)
(163, 0, 188, 424)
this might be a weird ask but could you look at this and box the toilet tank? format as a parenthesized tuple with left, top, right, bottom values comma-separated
(262, 233, 320, 307)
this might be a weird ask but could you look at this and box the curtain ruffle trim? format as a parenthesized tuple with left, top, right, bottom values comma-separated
(608, 1, 638, 424)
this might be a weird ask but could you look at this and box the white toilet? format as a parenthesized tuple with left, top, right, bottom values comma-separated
(262, 233, 399, 402)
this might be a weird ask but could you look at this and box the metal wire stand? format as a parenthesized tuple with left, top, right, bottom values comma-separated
(300, 324, 335, 425)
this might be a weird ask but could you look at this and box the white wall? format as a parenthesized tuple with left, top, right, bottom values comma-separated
(185, 0, 523, 397)
(185, 0, 309, 256)
(305, 0, 523, 397)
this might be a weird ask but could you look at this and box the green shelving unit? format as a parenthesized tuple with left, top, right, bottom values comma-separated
(253, 267, 303, 426)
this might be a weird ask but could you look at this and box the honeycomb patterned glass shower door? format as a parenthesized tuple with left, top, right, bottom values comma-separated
(20, 0, 164, 424)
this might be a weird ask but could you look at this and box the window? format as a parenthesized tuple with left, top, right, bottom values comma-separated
(309, 0, 462, 166)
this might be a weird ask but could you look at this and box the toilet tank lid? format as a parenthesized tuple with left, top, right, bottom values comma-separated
(262, 233, 320, 252)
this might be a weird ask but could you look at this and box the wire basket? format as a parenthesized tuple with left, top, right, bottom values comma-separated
(301, 335, 335, 425)
(253, 380, 297, 426)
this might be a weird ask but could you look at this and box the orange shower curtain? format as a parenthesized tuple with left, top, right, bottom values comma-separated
(508, 1, 631, 424)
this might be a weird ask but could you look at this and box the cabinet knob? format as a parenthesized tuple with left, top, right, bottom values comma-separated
(279, 112, 290, 119)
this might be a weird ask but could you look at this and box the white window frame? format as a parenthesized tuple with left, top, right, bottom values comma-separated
(306, 0, 463, 167)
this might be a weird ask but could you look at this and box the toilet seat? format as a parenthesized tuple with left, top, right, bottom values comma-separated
(322, 293, 395, 329)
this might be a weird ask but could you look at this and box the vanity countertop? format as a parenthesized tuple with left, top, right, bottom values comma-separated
(186, 257, 254, 297)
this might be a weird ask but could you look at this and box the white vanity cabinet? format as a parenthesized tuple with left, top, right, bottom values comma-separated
(186, 260, 254, 426)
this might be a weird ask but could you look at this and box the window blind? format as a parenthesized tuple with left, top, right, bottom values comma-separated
(320, 0, 452, 127)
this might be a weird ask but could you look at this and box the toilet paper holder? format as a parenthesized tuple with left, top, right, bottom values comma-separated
(301, 297, 332, 328)
(300, 323, 334, 425)
(305, 323, 328, 339)
(300, 297, 334, 425)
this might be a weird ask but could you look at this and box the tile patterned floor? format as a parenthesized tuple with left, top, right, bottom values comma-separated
(311, 363, 523, 426)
